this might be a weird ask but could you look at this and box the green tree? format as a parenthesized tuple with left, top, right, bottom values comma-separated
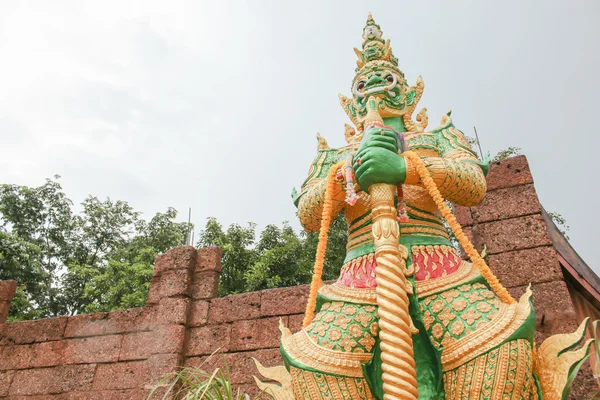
(198, 213, 348, 296)
(197, 217, 258, 295)
(0, 177, 191, 319)
(493, 146, 522, 162)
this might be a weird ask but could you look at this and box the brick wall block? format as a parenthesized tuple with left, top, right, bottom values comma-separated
(64, 308, 151, 338)
(0, 340, 65, 370)
(189, 300, 209, 327)
(9, 364, 96, 396)
(92, 361, 147, 391)
(186, 348, 282, 385)
(152, 246, 196, 277)
(486, 155, 534, 191)
(151, 297, 189, 325)
(230, 317, 284, 352)
(147, 269, 192, 304)
(0, 317, 67, 345)
(186, 324, 231, 356)
(475, 214, 552, 255)
(471, 184, 540, 224)
(509, 281, 579, 344)
(64, 313, 109, 338)
(63, 335, 122, 364)
(261, 285, 309, 317)
(288, 314, 304, 333)
(453, 206, 473, 227)
(119, 325, 185, 361)
(146, 353, 181, 384)
(0, 370, 14, 397)
(208, 292, 261, 324)
(191, 271, 219, 299)
(0, 280, 17, 302)
(196, 246, 223, 273)
(488, 246, 563, 288)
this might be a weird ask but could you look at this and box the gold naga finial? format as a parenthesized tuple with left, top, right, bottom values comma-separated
(316, 132, 330, 150)
(343, 123, 359, 145)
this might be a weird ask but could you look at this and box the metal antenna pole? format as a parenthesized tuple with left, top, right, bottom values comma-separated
(187, 207, 192, 245)
(473, 126, 484, 159)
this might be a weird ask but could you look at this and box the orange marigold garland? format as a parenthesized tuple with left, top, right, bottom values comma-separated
(302, 161, 346, 328)
(403, 151, 516, 305)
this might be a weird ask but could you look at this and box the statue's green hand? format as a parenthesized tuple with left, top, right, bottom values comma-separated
(353, 129, 406, 192)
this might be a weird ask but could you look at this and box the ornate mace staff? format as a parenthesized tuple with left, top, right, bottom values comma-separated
(302, 99, 419, 400)
(364, 101, 418, 400)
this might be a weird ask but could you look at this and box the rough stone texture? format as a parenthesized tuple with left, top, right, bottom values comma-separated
(119, 325, 184, 361)
(488, 246, 563, 288)
(10, 365, 96, 395)
(152, 245, 196, 276)
(63, 335, 122, 365)
(65, 309, 151, 338)
(475, 214, 553, 255)
(485, 155, 533, 191)
(0, 280, 16, 324)
(196, 246, 223, 273)
(0, 371, 14, 397)
(229, 317, 283, 351)
(0, 156, 597, 398)
(471, 184, 541, 223)
(146, 268, 192, 304)
(0, 317, 67, 345)
(191, 271, 220, 299)
(186, 324, 231, 356)
(0, 281, 16, 302)
(453, 205, 473, 227)
(261, 285, 309, 317)
(208, 292, 261, 324)
(188, 300, 209, 327)
(92, 361, 147, 391)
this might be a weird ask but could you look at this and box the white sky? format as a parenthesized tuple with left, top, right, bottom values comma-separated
(0, 1, 598, 272)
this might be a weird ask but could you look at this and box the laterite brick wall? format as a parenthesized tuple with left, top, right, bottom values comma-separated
(0, 155, 596, 399)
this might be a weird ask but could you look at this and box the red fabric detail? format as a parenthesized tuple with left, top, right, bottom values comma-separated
(337, 257, 377, 288)
(413, 247, 462, 281)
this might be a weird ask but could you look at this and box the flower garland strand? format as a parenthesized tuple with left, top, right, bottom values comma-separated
(303, 161, 346, 328)
(403, 151, 516, 305)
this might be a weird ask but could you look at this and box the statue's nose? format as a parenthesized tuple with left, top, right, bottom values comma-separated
(367, 75, 385, 86)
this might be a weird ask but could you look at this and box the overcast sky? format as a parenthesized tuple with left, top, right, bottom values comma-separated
(0, 1, 598, 272)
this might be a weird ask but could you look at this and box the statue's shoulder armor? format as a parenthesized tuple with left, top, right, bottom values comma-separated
(405, 131, 438, 154)
(428, 112, 491, 175)
(428, 113, 478, 158)
(293, 146, 351, 206)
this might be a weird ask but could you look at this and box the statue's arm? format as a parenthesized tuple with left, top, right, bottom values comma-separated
(295, 149, 346, 232)
(404, 123, 488, 207)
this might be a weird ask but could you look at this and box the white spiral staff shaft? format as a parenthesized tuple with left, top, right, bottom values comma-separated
(370, 183, 419, 400)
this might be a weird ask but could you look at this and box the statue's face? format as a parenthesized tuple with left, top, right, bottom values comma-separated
(362, 25, 382, 40)
(351, 62, 415, 118)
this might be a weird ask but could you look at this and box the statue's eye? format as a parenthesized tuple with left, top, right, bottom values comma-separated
(357, 81, 366, 90)
(386, 74, 394, 83)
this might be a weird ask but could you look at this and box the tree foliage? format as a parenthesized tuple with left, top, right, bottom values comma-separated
(0, 176, 349, 320)
(197, 214, 348, 296)
(493, 146, 522, 162)
(0, 177, 191, 320)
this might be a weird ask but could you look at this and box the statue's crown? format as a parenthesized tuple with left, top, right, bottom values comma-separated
(354, 13, 399, 70)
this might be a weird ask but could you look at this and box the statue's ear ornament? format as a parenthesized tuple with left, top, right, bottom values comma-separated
(353, 48, 365, 69)
(339, 93, 364, 133)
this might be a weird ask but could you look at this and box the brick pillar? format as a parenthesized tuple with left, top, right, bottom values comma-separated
(142, 246, 222, 394)
(454, 156, 593, 398)
(455, 156, 578, 341)
(0, 280, 17, 323)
